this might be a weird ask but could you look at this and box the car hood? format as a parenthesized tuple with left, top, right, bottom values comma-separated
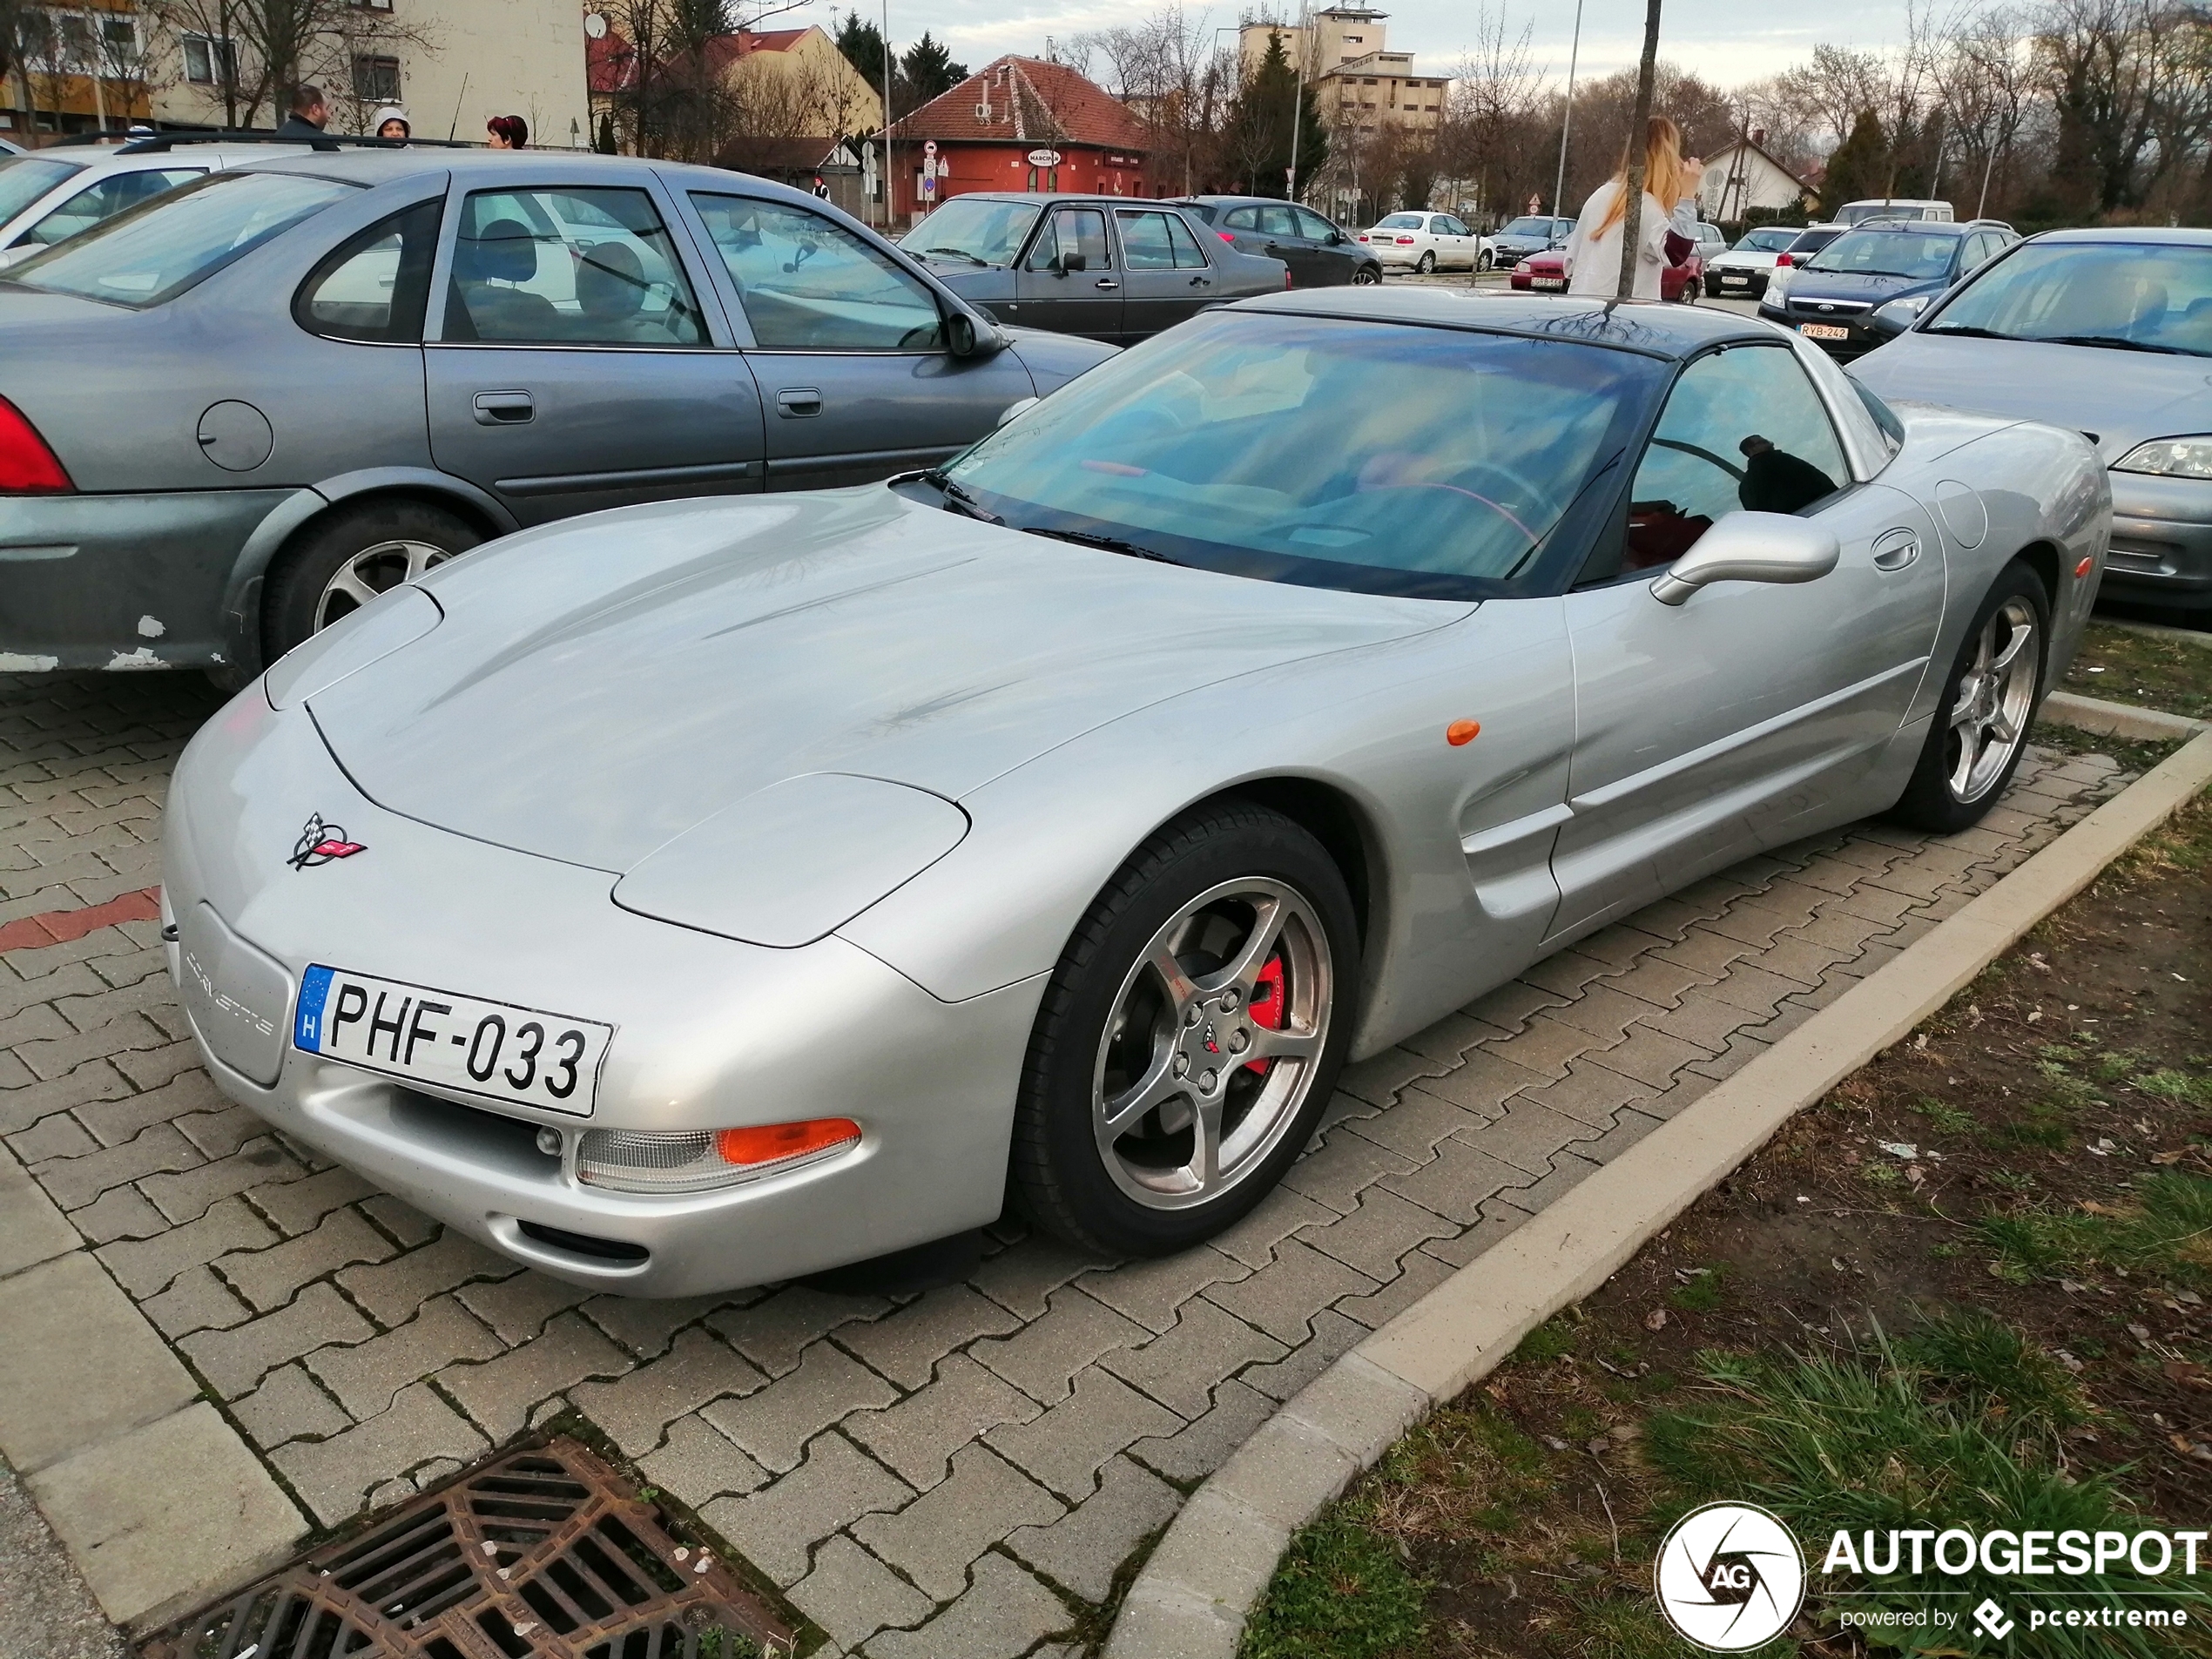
(1784, 269, 1928, 305)
(308, 488, 1459, 873)
(1851, 331, 2212, 462)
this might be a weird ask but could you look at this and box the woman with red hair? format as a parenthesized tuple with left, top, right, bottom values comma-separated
(486, 115, 529, 149)
(1563, 115, 1703, 300)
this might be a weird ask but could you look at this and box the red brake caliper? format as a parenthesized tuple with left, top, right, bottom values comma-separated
(1245, 956, 1285, 1074)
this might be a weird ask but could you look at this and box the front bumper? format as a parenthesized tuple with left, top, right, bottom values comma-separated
(0, 489, 291, 671)
(1760, 300, 1883, 359)
(1708, 267, 1770, 300)
(2102, 471, 2212, 610)
(163, 685, 1042, 1296)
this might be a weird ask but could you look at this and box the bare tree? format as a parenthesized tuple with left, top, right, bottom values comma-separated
(142, 0, 437, 129)
(1437, 6, 1546, 222)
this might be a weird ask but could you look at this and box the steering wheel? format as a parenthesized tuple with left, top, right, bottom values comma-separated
(1352, 482, 1538, 542)
(897, 321, 940, 347)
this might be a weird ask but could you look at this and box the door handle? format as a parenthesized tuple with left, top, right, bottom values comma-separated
(1871, 528, 1921, 570)
(775, 388, 823, 418)
(471, 390, 533, 425)
(1093, 278, 1119, 290)
(1190, 274, 1212, 287)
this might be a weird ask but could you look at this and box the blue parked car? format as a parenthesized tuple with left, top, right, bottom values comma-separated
(1761, 219, 2017, 360)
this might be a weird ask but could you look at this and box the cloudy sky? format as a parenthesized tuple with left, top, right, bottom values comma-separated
(779, 0, 1915, 92)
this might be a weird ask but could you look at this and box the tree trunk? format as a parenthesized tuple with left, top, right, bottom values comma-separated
(1615, 0, 1662, 298)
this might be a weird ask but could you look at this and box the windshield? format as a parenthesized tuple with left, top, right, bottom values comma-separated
(7, 170, 354, 307)
(1925, 241, 2212, 356)
(1806, 230, 1958, 280)
(1376, 213, 1424, 229)
(1841, 201, 1938, 225)
(900, 197, 1042, 266)
(1737, 227, 1797, 253)
(1501, 217, 1555, 237)
(0, 155, 84, 223)
(942, 310, 1662, 600)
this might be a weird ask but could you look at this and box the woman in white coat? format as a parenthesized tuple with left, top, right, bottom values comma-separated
(1563, 115, 1704, 300)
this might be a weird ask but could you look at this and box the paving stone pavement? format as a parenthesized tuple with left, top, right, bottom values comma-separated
(0, 670, 2137, 1656)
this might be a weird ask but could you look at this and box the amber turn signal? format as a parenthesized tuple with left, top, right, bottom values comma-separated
(2074, 556, 2093, 578)
(1446, 719, 1481, 746)
(716, 1118, 861, 1167)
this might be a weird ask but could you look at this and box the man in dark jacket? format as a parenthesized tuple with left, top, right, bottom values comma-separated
(275, 84, 329, 140)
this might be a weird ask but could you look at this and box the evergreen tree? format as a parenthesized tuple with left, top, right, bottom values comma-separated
(900, 32, 966, 104)
(1222, 31, 1328, 199)
(596, 109, 618, 153)
(1821, 109, 1890, 212)
(836, 11, 887, 93)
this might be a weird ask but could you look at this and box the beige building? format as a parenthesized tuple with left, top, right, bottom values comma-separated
(1696, 135, 1816, 220)
(1237, 6, 1447, 138)
(700, 26, 880, 141)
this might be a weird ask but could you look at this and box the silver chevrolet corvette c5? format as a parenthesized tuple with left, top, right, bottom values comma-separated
(162, 289, 2109, 1297)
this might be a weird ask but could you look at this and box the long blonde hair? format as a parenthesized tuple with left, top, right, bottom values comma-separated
(1595, 114, 1686, 239)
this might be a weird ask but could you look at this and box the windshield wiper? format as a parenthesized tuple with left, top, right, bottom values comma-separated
(917, 469, 1002, 523)
(1923, 324, 2018, 341)
(1022, 525, 1185, 565)
(2035, 333, 2202, 357)
(921, 246, 988, 266)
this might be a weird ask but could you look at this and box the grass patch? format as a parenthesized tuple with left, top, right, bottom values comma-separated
(1976, 1170, 2212, 1285)
(1914, 1097, 1979, 1136)
(2062, 620, 2212, 722)
(1240, 1510, 1427, 1659)
(1669, 1264, 1727, 1312)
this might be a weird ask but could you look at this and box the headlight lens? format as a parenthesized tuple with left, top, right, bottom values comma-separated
(577, 1117, 860, 1193)
(1514, 260, 1532, 273)
(2112, 436, 2212, 480)
(1765, 269, 1791, 300)
(1874, 293, 1933, 329)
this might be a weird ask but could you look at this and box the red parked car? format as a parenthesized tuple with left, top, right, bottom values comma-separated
(1508, 246, 1705, 301)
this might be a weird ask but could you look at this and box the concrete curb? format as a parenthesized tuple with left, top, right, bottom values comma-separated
(2098, 617, 2212, 652)
(2041, 689, 2207, 742)
(1104, 729, 2212, 1659)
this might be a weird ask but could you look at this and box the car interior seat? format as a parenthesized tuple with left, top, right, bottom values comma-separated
(575, 239, 655, 341)
(455, 218, 562, 341)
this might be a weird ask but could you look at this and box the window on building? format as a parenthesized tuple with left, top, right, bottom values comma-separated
(351, 54, 401, 102)
(181, 33, 237, 85)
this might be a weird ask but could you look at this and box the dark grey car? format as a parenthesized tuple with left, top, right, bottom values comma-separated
(1168, 196, 1380, 287)
(0, 150, 1112, 677)
(900, 193, 1287, 345)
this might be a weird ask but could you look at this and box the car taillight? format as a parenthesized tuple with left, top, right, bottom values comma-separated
(1283, 268, 1294, 288)
(1395, 236, 1416, 244)
(1776, 253, 1794, 266)
(0, 395, 71, 494)
(1218, 231, 1236, 243)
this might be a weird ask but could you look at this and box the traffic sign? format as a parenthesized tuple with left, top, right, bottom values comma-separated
(924, 139, 937, 156)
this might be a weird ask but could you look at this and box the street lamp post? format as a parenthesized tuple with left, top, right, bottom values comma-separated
(1285, 0, 1311, 203)
(1551, 0, 1583, 219)
(880, 0, 894, 231)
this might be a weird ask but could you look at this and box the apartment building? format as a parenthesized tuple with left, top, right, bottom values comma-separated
(1236, 6, 1448, 137)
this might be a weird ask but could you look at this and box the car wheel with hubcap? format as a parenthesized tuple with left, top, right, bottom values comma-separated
(1351, 263, 1380, 285)
(1478, 249, 1494, 272)
(1415, 250, 1436, 274)
(1680, 277, 1700, 303)
(1009, 801, 1358, 1256)
(264, 499, 482, 661)
(1891, 563, 2047, 833)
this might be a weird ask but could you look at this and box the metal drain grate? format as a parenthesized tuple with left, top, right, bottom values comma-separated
(144, 1438, 792, 1659)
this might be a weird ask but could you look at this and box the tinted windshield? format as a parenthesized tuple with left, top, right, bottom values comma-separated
(1925, 241, 2212, 356)
(1807, 230, 1958, 279)
(1501, 217, 1554, 236)
(942, 310, 1662, 600)
(1842, 201, 1939, 225)
(7, 170, 354, 307)
(0, 155, 84, 223)
(1738, 227, 1796, 252)
(1376, 213, 1424, 229)
(901, 197, 1042, 266)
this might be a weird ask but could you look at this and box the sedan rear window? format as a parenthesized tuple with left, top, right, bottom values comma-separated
(6, 171, 355, 307)
(1375, 213, 1424, 229)
(0, 155, 84, 223)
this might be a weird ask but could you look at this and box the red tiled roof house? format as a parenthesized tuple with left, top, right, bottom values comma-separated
(886, 56, 1152, 224)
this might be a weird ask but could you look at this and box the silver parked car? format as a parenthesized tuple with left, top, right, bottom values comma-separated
(163, 292, 2106, 1295)
(0, 139, 277, 270)
(1852, 226, 2212, 616)
(0, 149, 1111, 677)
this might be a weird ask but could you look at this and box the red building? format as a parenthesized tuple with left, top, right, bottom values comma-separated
(885, 56, 1153, 225)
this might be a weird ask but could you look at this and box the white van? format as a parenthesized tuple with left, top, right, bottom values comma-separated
(1838, 199, 1953, 226)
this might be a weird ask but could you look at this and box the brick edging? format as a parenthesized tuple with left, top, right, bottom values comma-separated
(2040, 690, 2207, 743)
(0, 888, 161, 954)
(1103, 728, 2212, 1659)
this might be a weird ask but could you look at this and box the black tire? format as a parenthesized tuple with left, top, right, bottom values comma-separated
(1890, 561, 2050, 833)
(1351, 263, 1380, 285)
(1478, 249, 1494, 272)
(1415, 250, 1436, 274)
(1681, 278, 1701, 303)
(1009, 800, 1359, 1257)
(263, 498, 481, 661)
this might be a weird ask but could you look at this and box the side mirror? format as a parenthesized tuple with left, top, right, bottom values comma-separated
(1057, 251, 1086, 274)
(996, 395, 1037, 426)
(945, 311, 1005, 358)
(1649, 511, 1840, 605)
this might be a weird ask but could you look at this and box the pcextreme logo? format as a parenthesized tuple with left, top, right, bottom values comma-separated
(1654, 1502, 1808, 1650)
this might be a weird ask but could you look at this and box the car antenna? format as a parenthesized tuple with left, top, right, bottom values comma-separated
(448, 72, 470, 141)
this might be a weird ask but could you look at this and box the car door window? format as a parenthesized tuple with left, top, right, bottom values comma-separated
(295, 199, 441, 343)
(1025, 206, 1111, 272)
(23, 166, 203, 246)
(1616, 344, 1848, 573)
(1294, 206, 1338, 242)
(1117, 210, 1177, 270)
(1223, 206, 1258, 232)
(692, 193, 942, 351)
(1163, 212, 1211, 268)
(1258, 205, 1299, 239)
(447, 186, 705, 346)
(1440, 217, 1469, 239)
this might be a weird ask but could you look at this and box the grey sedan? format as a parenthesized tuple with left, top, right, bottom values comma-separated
(0, 150, 1110, 677)
(1851, 227, 2212, 616)
(163, 293, 2104, 1293)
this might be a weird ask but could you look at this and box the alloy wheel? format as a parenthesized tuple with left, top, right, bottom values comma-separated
(1416, 251, 1436, 274)
(314, 538, 455, 632)
(1352, 265, 1379, 285)
(1945, 596, 2039, 804)
(1090, 876, 1332, 1211)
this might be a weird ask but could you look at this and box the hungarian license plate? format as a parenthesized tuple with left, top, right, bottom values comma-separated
(1532, 277, 1566, 291)
(293, 965, 613, 1116)
(1719, 274, 1749, 287)
(1798, 323, 1850, 341)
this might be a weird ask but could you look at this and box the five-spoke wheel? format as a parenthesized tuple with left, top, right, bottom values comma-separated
(1893, 562, 2048, 832)
(1012, 802, 1358, 1255)
(264, 498, 482, 662)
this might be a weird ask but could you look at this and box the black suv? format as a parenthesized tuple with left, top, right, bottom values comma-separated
(1168, 196, 1380, 287)
(1760, 219, 2019, 359)
(900, 193, 1288, 343)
